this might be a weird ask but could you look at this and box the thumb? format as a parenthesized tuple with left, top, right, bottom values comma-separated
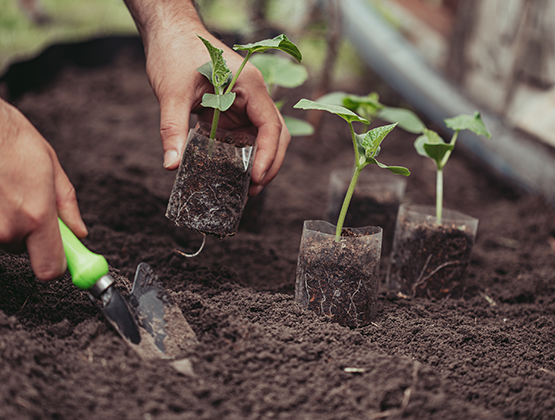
(159, 97, 192, 171)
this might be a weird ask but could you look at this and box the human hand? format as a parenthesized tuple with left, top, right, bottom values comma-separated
(124, 0, 291, 196)
(0, 99, 88, 280)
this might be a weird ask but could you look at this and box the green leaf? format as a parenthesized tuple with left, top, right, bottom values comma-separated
(201, 92, 236, 111)
(343, 92, 383, 119)
(293, 98, 369, 125)
(343, 92, 381, 109)
(250, 54, 308, 88)
(283, 115, 314, 136)
(414, 130, 454, 167)
(355, 132, 367, 160)
(365, 156, 410, 175)
(196, 61, 233, 88)
(423, 142, 454, 164)
(234, 34, 302, 63)
(378, 107, 426, 134)
(316, 91, 348, 106)
(361, 123, 398, 158)
(197, 61, 213, 82)
(444, 111, 492, 138)
(414, 134, 430, 158)
(197, 35, 232, 89)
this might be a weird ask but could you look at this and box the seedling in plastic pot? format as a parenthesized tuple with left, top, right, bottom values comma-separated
(197, 34, 302, 142)
(414, 112, 491, 222)
(250, 53, 314, 136)
(293, 98, 410, 242)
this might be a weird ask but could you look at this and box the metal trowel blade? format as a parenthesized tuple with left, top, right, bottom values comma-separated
(127, 262, 198, 359)
(98, 283, 142, 345)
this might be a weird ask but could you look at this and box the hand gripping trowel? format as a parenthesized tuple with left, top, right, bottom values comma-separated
(58, 218, 197, 359)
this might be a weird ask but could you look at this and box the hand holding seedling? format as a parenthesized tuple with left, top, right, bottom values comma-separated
(0, 98, 88, 281)
(294, 99, 410, 241)
(124, 0, 291, 196)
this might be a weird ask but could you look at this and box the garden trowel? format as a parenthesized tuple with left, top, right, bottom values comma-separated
(58, 218, 197, 359)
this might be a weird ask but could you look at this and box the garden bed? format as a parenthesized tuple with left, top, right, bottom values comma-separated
(1, 38, 555, 419)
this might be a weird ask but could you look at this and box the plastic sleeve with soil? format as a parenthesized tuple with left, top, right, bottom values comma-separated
(166, 121, 256, 238)
(387, 204, 479, 299)
(295, 220, 382, 327)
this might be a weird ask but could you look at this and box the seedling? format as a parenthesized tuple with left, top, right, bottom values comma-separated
(293, 98, 410, 242)
(317, 91, 426, 134)
(414, 112, 491, 222)
(197, 34, 302, 142)
(250, 53, 314, 136)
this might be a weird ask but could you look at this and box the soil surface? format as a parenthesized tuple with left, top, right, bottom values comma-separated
(2, 38, 555, 420)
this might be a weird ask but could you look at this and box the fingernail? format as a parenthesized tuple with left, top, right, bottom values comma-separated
(253, 185, 264, 196)
(163, 150, 179, 168)
(259, 171, 267, 183)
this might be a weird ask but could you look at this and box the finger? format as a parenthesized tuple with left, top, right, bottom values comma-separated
(245, 94, 283, 185)
(158, 94, 190, 170)
(260, 112, 291, 186)
(51, 151, 88, 238)
(158, 95, 191, 170)
(26, 209, 67, 282)
(249, 115, 291, 196)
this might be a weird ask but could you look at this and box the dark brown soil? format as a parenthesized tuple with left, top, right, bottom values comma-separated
(295, 222, 381, 327)
(166, 122, 255, 238)
(2, 38, 555, 420)
(388, 205, 477, 299)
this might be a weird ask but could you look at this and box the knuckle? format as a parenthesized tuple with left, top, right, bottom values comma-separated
(57, 183, 77, 207)
(159, 121, 183, 143)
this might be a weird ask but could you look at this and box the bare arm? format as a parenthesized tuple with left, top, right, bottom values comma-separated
(124, 0, 291, 196)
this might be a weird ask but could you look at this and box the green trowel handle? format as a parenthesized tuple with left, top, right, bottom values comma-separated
(58, 218, 109, 290)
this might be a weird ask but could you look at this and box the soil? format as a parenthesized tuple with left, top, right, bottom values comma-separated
(295, 222, 381, 327)
(2, 37, 555, 419)
(166, 122, 255, 238)
(388, 205, 477, 299)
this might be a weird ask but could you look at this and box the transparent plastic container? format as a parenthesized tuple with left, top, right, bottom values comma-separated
(166, 122, 256, 237)
(295, 220, 382, 327)
(326, 168, 406, 254)
(387, 204, 479, 299)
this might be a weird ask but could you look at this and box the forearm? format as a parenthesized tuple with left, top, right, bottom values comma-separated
(123, 0, 206, 48)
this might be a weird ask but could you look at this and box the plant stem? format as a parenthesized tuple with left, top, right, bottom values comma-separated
(207, 108, 220, 156)
(207, 51, 252, 154)
(436, 167, 443, 223)
(436, 131, 457, 222)
(335, 166, 362, 242)
(349, 122, 359, 164)
(210, 108, 220, 140)
(225, 51, 252, 94)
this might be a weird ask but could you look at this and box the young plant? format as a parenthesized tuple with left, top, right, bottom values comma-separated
(317, 91, 426, 134)
(197, 34, 302, 141)
(250, 53, 314, 136)
(414, 112, 491, 222)
(293, 98, 410, 242)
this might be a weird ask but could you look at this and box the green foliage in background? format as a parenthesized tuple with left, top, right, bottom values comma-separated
(0, 0, 136, 73)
